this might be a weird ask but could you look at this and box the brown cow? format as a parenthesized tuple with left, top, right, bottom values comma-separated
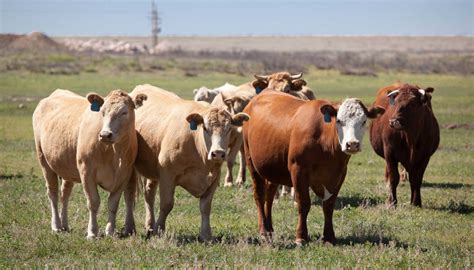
(33, 89, 146, 238)
(369, 83, 439, 207)
(243, 91, 384, 244)
(253, 71, 316, 100)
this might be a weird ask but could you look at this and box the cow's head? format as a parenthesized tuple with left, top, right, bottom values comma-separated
(186, 108, 250, 162)
(321, 98, 385, 154)
(86, 90, 147, 144)
(252, 71, 307, 94)
(221, 91, 253, 115)
(193, 87, 217, 103)
(386, 84, 434, 130)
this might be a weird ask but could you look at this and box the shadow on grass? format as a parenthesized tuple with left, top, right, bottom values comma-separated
(422, 182, 472, 189)
(0, 173, 24, 180)
(428, 202, 474, 215)
(337, 235, 410, 249)
(333, 195, 384, 209)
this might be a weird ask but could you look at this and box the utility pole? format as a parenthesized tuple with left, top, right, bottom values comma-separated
(151, 0, 161, 47)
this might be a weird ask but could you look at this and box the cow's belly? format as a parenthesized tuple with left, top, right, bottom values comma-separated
(41, 139, 81, 182)
(95, 165, 133, 192)
(175, 168, 216, 198)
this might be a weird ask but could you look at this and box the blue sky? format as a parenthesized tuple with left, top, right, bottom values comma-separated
(1, 0, 472, 36)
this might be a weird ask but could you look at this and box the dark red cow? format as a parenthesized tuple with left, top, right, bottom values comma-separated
(370, 83, 440, 207)
(242, 90, 384, 244)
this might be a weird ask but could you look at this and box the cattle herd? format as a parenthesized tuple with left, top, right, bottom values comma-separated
(32, 71, 439, 244)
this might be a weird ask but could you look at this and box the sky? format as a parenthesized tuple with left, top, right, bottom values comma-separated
(1, 0, 473, 36)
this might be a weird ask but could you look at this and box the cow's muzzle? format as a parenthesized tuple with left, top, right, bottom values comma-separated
(344, 141, 361, 154)
(209, 149, 226, 162)
(389, 118, 403, 130)
(99, 130, 114, 143)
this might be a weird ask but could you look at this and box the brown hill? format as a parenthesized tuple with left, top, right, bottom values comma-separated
(1, 32, 67, 52)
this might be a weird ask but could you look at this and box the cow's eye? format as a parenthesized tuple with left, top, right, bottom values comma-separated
(336, 119, 343, 125)
(121, 111, 128, 116)
(362, 120, 366, 125)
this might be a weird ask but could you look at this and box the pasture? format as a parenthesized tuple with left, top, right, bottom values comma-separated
(0, 67, 473, 268)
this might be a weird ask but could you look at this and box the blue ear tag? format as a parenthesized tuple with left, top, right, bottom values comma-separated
(324, 112, 331, 123)
(91, 101, 100, 112)
(255, 86, 262, 94)
(389, 96, 395, 105)
(190, 120, 198, 130)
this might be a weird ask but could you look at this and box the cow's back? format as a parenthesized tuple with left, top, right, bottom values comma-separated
(33, 89, 86, 181)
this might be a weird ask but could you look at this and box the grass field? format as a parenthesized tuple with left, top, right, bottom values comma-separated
(0, 67, 473, 268)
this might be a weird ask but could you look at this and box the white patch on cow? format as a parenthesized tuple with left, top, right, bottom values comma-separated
(418, 89, 425, 96)
(323, 185, 333, 201)
(335, 98, 368, 154)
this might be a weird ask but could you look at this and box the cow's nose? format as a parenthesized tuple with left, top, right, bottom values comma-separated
(389, 118, 402, 129)
(346, 141, 360, 152)
(210, 150, 226, 161)
(99, 130, 113, 141)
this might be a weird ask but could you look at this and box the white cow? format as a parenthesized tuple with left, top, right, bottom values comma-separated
(193, 82, 237, 103)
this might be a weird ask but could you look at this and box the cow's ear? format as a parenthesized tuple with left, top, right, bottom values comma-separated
(291, 79, 307, 91)
(252, 79, 268, 94)
(193, 89, 198, 95)
(425, 87, 434, 93)
(367, 105, 385, 119)
(133, 93, 147, 109)
(231, 112, 250, 127)
(320, 104, 337, 123)
(186, 113, 204, 130)
(86, 93, 104, 112)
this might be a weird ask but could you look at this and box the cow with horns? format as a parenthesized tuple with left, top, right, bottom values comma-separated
(369, 83, 440, 207)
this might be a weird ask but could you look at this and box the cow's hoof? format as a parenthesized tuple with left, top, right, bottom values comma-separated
(86, 233, 98, 240)
(223, 181, 233, 187)
(295, 238, 308, 247)
(322, 236, 336, 245)
(123, 227, 136, 237)
(235, 178, 244, 186)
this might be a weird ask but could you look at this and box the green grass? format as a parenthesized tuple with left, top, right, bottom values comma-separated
(0, 68, 473, 268)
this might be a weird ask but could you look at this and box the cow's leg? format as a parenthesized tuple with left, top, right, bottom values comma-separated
(385, 158, 400, 207)
(156, 173, 176, 235)
(38, 153, 62, 232)
(199, 177, 219, 241)
(105, 188, 123, 237)
(409, 159, 429, 207)
(235, 141, 246, 186)
(82, 176, 100, 239)
(144, 178, 158, 235)
(123, 171, 137, 236)
(245, 158, 269, 239)
(322, 193, 337, 244)
(60, 180, 74, 231)
(264, 182, 279, 234)
(290, 164, 310, 244)
(44, 168, 62, 232)
(224, 143, 239, 187)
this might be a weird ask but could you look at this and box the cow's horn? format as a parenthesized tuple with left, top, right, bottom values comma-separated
(254, 74, 269, 81)
(290, 72, 303, 79)
(387, 89, 400, 97)
(418, 89, 426, 95)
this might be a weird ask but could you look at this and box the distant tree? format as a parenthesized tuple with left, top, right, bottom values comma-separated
(151, 1, 161, 47)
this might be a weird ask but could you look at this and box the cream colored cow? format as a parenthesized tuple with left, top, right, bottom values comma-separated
(130, 84, 249, 241)
(33, 89, 146, 238)
(211, 82, 256, 187)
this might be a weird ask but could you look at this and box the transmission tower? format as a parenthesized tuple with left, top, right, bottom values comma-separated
(151, 1, 161, 47)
